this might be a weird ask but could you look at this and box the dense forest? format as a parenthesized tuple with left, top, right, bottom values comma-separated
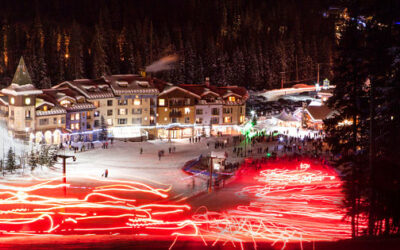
(0, 0, 335, 89)
(326, 0, 400, 238)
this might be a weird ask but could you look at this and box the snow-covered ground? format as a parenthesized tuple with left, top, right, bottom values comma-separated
(0, 135, 245, 201)
(0, 120, 32, 157)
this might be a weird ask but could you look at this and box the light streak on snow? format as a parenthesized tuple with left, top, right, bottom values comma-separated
(0, 161, 357, 249)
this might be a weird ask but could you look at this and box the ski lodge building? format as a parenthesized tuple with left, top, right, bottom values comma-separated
(0, 58, 248, 144)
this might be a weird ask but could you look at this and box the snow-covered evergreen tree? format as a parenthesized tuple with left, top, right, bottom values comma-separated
(91, 25, 109, 78)
(28, 149, 38, 171)
(6, 147, 16, 173)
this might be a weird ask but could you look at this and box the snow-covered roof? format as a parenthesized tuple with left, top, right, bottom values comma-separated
(274, 110, 300, 122)
(35, 98, 55, 108)
(104, 75, 159, 96)
(159, 86, 201, 99)
(305, 105, 335, 122)
(65, 103, 96, 111)
(1, 83, 43, 96)
(36, 107, 67, 117)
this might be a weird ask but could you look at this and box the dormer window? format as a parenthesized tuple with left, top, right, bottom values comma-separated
(228, 96, 236, 102)
(43, 105, 48, 111)
(137, 81, 149, 88)
(60, 100, 71, 107)
(10, 97, 15, 105)
(25, 97, 31, 105)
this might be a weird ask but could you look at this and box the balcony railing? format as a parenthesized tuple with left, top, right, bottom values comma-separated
(169, 101, 188, 107)
(169, 111, 182, 117)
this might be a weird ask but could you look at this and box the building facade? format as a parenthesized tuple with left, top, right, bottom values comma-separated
(0, 58, 248, 143)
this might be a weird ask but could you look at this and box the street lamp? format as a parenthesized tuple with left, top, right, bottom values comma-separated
(208, 156, 214, 193)
(54, 154, 76, 197)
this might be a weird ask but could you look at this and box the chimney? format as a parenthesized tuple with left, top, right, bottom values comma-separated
(205, 77, 210, 87)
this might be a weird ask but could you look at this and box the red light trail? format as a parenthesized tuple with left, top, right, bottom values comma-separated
(0, 161, 357, 249)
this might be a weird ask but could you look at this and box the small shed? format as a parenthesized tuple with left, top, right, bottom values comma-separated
(210, 151, 227, 171)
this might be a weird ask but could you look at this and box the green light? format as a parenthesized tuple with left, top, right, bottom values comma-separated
(242, 122, 253, 133)
(267, 153, 271, 157)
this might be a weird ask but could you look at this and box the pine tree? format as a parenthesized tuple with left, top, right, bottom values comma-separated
(91, 25, 109, 78)
(120, 28, 136, 74)
(46, 146, 57, 168)
(38, 145, 48, 168)
(28, 149, 38, 171)
(29, 16, 51, 89)
(67, 21, 84, 80)
(6, 147, 16, 173)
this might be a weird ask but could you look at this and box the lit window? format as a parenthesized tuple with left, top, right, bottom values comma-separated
(93, 101, 100, 107)
(240, 116, 245, 123)
(164, 117, 167, 121)
(10, 97, 15, 105)
(71, 115, 75, 121)
(228, 96, 236, 102)
(159, 99, 165, 106)
(184, 107, 190, 114)
(133, 99, 141, 105)
(71, 124, 75, 129)
(60, 100, 70, 107)
(43, 105, 48, 111)
(25, 97, 31, 105)
(165, 108, 168, 111)
(75, 123, 80, 130)
(119, 109, 127, 115)
(75, 113, 80, 120)
(107, 119, 113, 125)
(144, 117, 148, 120)
(224, 117, 232, 123)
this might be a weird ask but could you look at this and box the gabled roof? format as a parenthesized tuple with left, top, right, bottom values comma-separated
(274, 110, 300, 122)
(53, 79, 115, 100)
(159, 85, 201, 99)
(12, 57, 33, 86)
(305, 105, 335, 122)
(35, 91, 67, 117)
(40, 88, 94, 111)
